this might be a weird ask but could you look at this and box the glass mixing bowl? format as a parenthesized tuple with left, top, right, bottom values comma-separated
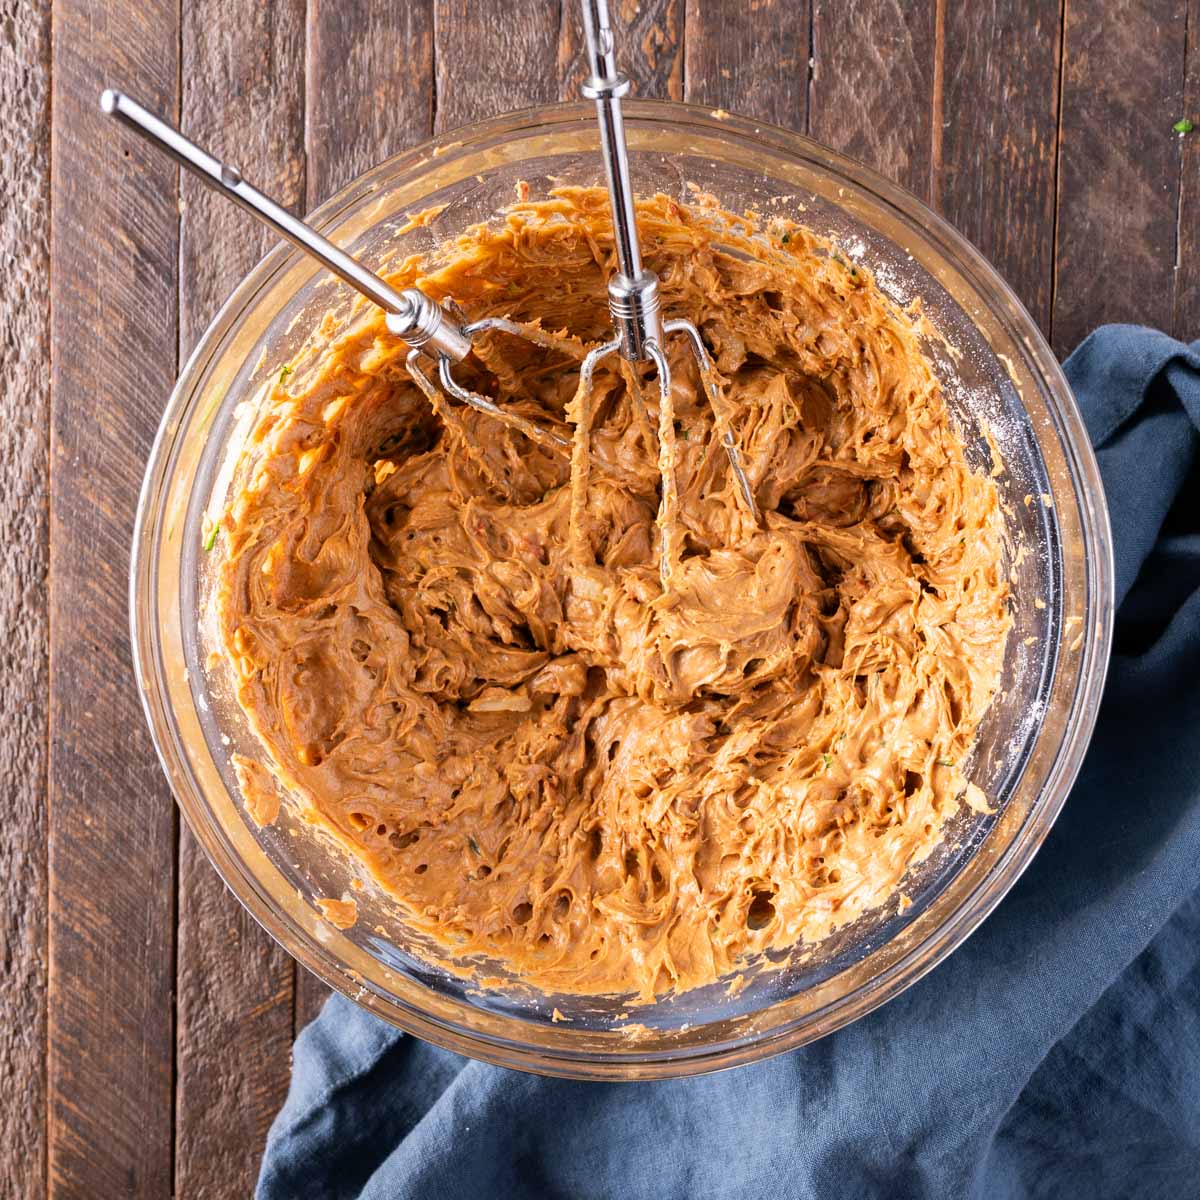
(131, 100, 1113, 1079)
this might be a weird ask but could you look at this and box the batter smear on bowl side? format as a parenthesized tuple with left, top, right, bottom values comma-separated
(214, 188, 1010, 1000)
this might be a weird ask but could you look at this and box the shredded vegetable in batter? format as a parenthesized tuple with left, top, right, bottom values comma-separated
(214, 188, 1010, 999)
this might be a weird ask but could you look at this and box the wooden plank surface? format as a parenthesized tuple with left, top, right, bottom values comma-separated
(1052, 0, 1188, 356)
(433, 0, 560, 130)
(683, 0, 810, 127)
(47, 1, 180, 1196)
(809, 0, 937, 199)
(0, 0, 51, 1196)
(173, 2, 307, 1196)
(937, 0, 1063, 335)
(295, 0, 441, 1031)
(306, 0, 435, 206)
(560, 0, 684, 99)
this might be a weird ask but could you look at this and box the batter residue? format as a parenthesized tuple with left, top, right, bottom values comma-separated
(214, 188, 1010, 999)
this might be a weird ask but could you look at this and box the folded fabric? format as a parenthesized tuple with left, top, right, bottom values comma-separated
(257, 326, 1200, 1200)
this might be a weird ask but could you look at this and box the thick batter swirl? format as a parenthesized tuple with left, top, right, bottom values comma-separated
(215, 189, 1010, 999)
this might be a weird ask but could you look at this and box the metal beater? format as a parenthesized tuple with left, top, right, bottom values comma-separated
(575, 0, 757, 526)
(101, 0, 757, 579)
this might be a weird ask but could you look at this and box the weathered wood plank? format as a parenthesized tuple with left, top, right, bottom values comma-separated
(560, 0, 683, 100)
(683, 0, 809, 128)
(294, 970, 331, 1032)
(1052, 0, 1187, 357)
(809, 0, 937, 199)
(0, 0, 51, 1195)
(1174, 0, 1199, 336)
(306, 0, 435, 205)
(433, 0, 560, 130)
(938, 0, 1062, 335)
(174, 3, 306, 1195)
(48, 2, 180, 1195)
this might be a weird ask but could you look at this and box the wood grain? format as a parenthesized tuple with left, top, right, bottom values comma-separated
(810, 0, 937, 199)
(1052, 0, 1188, 356)
(294, 968, 331, 1033)
(306, 0, 435, 205)
(1174, 0, 1199, 335)
(937, 0, 1062, 334)
(48, 1, 180, 1196)
(433, 0, 560, 130)
(0, 0, 51, 1196)
(560, 0, 683, 100)
(174, 2, 307, 1195)
(683, 0, 810, 128)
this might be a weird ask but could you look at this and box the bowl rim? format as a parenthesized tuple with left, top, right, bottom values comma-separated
(130, 96, 1114, 1079)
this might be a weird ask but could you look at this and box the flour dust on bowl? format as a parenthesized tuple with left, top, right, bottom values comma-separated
(131, 101, 1112, 1079)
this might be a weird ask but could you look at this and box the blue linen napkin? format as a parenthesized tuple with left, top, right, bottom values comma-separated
(257, 326, 1200, 1200)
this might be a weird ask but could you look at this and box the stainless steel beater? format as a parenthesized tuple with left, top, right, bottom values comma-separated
(577, 0, 758, 525)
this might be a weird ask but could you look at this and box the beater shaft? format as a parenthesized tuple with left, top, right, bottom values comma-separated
(580, 0, 663, 362)
(100, 90, 472, 363)
(577, 0, 760, 533)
